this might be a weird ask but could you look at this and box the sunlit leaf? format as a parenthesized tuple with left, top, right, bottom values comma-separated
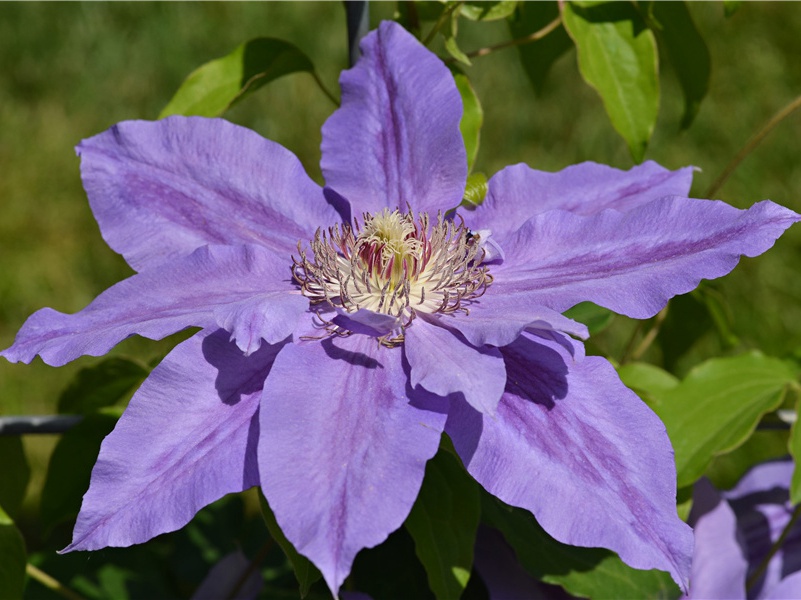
(460, 0, 519, 21)
(40, 411, 120, 532)
(509, 1, 573, 94)
(0, 437, 30, 519)
(160, 38, 317, 118)
(617, 361, 679, 409)
(648, 2, 710, 128)
(0, 504, 26, 600)
(655, 352, 799, 488)
(462, 172, 488, 208)
(563, 1, 659, 162)
(453, 72, 483, 172)
(57, 357, 148, 415)
(405, 450, 480, 600)
(482, 495, 679, 598)
(563, 302, 614, 336)
(259, 490, 321, 597)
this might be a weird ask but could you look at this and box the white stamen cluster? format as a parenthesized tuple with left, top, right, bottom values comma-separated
(293, 208, 492, 343)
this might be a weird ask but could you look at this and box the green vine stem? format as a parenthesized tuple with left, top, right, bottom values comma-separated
(746, 502, 801, 593)
(26, 563, 86, 600)
(706, 93, 801, 198)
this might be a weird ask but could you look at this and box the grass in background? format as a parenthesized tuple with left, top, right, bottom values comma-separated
(2, 1, 801, 546)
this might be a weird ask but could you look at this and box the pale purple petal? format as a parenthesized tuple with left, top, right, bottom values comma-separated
(1, 244, 306, 366)
(63, 328, 285, 552)
(687, 479, 748, 600)
(404, 316, 506, 415)
(764, 570, 801, 600)
(192, 550, 264, 600)
(464, 161, 694, 239)
(444, 292, 588, 348)
(492, 198, 800, 319)
(321, 21, 466, 219)
(259, 335, 447, 595)
(79, 116, 338, 271)
(725, 459, 795, 500)
(446, 331, 693, 590)
(723, 460, 801, 598)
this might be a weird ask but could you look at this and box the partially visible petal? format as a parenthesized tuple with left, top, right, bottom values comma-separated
(63, 328, 284, 552)
(445, 292, 588, 348)
(192, 550, 264, 600)
(764, 571, 801, 600)
(321, 21, 466, 219)
(404, 316, 506, 416)
(259, 335, 447, 595)
(1, 245, 306, 366)
(79, 116, 337, 270)
(687, 479, 748, 600)
(723, 460, 801, 598)
(446, 332, 692, 590)
(493, 198, 800, 319)
(725, 458, 795, 500)
(474, 525, 572, 600)
(465, 161, 694, 239)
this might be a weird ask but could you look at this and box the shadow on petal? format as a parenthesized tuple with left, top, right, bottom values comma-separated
(321, 336, 382, 369)
(202, 329, 290, 406)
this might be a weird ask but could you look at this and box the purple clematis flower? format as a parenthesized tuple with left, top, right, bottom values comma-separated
(688, 459, 801, 599)
(2, 21, 799, 595)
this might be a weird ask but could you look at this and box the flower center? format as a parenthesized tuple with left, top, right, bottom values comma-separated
(293, 208, 492, 341)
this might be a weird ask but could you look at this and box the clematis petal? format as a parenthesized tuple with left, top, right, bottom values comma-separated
(686, 479, 748, 600)
(764, 571, 801, 600)
(1, 244, 306, 366)
(258, 335, 447, 595)
(474, 526, 572, 600)
(492, 197, 800, 319)
(79, 116, 337, 271)
(444, 292, 588, 348)
(404, 316, 506, 416)
(63, 328, 285, 552)
(446, 331, 693, 590)
(192, 550, 264, 600)
(320, 21, 466, 219)
(464, 161, 694, 239)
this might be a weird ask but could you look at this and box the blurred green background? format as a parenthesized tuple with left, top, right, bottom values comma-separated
(1, 0, 800, 557)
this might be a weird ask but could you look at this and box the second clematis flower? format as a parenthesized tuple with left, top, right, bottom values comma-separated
(2, 21, 799, 596)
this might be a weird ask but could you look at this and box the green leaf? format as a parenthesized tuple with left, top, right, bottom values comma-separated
(617, 361, 679, 409)
(462, 172, 488, 208)
(453, 72, 483, 172)
(482, 495, 679, 598)
(563, 1, 659, 162)
(258, 490, 321, 597)
(0, 505, 26, 600)
(509, 2, 573, 94)
(654, 352, 799, 488)
(460, 0, 519, 21)
(405, 450, 480, 600)
(57, 357, 148, 415)
(708, 428, 790, 492)
(563, 302, 614, 336)
(648, 2, 710, 129)
(40, 412, 120, 532)
(0, 437, 30, 519)
(159, 38, 316, 118)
